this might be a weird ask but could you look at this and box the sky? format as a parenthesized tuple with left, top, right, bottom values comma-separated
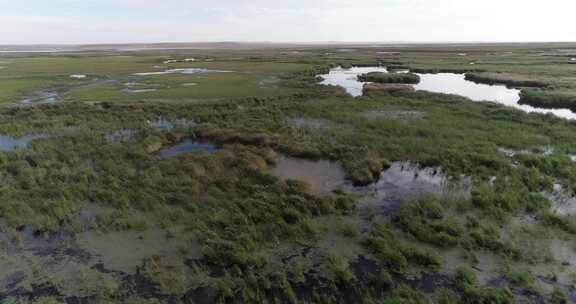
(0, 0, 574, 44)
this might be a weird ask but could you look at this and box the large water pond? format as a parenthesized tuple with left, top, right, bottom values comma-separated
(319, 67, 576, 120)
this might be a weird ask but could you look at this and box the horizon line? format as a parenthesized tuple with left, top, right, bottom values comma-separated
(1, 41, 576, 47)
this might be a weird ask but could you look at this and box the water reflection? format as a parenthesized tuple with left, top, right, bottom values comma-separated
(270, 155, 347, 194)
(134, 68, 231, 76)
(159, 139, 218, 158)
(0, 134, 48, 151)
(356, 162, 471, 215)
(318, 67, 576, 120)
(319, 66, 388, 97)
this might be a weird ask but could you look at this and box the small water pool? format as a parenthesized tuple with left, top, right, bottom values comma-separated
(270, 155, 348, 194)
(159, 139, 218, 157)
(0, 134, 49, 151)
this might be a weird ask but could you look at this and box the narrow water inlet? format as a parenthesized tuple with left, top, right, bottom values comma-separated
(133, 68, 232, 76)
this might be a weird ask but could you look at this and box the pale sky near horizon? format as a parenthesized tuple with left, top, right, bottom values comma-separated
(0, 0, 574, 44)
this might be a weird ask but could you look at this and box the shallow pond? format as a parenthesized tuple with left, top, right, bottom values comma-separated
(20, 89, 60, 104)
(105, 128, 139, 143)
(0, 133, 48, 151)
(159, 139, 218, 157)
(356, 162, 471, 215)
(270, 157, 470, 213)
(270, 155, 348, 194)
(150, 117, 196, 131)
(318, 67, 576, 120)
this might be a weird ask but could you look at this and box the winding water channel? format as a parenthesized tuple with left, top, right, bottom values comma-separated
(319, 66, 576, 120)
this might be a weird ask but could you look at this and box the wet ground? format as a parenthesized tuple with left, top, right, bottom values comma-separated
(548, 183, 576, 215)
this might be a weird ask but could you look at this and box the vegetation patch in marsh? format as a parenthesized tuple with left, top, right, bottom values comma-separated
(358, 72, 421, 84)
(465, 72, 548, 88)
(520, 89, 576, 112)
(363, 83, 415, 96)
(289, 117, 334, 130)
(361, 109, 425, 120)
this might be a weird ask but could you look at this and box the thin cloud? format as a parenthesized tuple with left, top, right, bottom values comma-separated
(0, 0, 573, 44)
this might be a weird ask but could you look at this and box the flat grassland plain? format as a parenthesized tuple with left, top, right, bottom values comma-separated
(1, 43, 576, 303)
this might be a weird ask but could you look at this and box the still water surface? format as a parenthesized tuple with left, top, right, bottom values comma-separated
(319, 67, 576, 120)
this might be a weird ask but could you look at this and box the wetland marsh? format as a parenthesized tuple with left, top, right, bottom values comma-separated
(1, 43, 576, 303)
